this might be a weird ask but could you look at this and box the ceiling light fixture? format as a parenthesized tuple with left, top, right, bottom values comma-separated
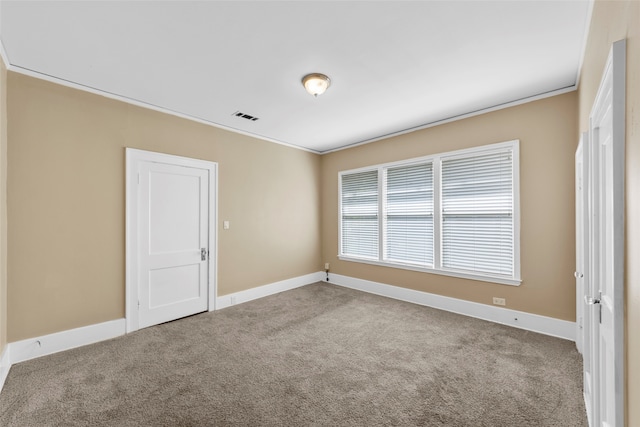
(302, 73, 331, 97)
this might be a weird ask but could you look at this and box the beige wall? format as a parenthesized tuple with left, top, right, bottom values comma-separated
(0, 57, 7, 354)
(7, 73, 322, 342)
(322, 92, 578, 321)
(578, 1, 640, 425)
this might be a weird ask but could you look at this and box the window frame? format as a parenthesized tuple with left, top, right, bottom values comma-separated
(338, 140, 521, 286)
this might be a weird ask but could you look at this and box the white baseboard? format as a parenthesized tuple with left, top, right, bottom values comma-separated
(216, 271, 325, 309)
(4, 271, 323, 372)
(8, 318, 126, 365)
(0, 345, 10, 391)
(328, 273, 576, 341)
(0, 271, 573, 397)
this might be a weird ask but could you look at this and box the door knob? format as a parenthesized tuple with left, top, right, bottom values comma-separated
(574, 271, 584, 278)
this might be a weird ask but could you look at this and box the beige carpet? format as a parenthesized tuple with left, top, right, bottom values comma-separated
(0, 282, 587, 426)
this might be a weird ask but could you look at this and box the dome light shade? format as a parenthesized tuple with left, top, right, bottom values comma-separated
(302, 73, 331, 97)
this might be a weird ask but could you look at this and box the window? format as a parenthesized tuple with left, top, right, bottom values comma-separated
(385, 162, 434, 266)
(441, 150, 514, 277)
(339, 140, 520, 285)
(341, 170, 379, 259)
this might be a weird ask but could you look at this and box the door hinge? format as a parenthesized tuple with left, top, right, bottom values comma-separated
(137, 300, 140, 310)
(201, 247, 208, 261)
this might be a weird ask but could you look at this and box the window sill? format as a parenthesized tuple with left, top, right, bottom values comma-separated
(338, 256, 522, 286)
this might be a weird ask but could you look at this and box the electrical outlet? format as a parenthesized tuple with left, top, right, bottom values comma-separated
(325, 263, 330, 270)
(493, 297, 506, 306)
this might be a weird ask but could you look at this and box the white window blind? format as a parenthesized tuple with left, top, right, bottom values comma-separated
(341, 170, 379, 259)
(384, 162, 434, 266)
(338, 140, 519, 285)
(441, 149, 514, 276)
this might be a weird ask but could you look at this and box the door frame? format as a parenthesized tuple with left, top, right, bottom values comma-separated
(577, 131, 598, 422)
(575, 132, 587, 355)
(125, 148, 218, 333)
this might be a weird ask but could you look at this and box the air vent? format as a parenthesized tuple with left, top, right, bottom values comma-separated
(232, 111, 259, 122)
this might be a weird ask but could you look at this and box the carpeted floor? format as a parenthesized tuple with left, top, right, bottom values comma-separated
(0, 282, 587, 426)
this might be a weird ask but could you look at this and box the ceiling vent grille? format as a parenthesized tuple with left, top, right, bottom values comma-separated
(232, 111, 259, 121)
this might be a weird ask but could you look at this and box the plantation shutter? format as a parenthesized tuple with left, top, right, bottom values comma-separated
(384, 162, 434, 266)
(441, 149, 514, 276)
(341, 170, 379, 259)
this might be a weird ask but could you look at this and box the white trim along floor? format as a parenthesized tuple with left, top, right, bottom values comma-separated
(0, 271, 575, 394)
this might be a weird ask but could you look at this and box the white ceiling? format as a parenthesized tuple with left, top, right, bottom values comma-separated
(0, 1, 591, 153)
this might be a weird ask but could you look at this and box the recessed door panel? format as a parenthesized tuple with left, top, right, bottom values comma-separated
(149, 171, 201, 254)
(149, 264, 201, 308)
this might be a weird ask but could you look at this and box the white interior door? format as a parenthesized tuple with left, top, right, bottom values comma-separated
(139, 161, 209, 328)
(577, 133, 595, 422)
(585, 39, 625, 427)
(126, 149, 217, 332)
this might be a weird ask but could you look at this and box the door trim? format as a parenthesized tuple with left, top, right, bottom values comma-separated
(575, 133, 586, 355)
(584, 39, 625, 427)
(125, 148, 218, 333)
(605, 38, 625, 427)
